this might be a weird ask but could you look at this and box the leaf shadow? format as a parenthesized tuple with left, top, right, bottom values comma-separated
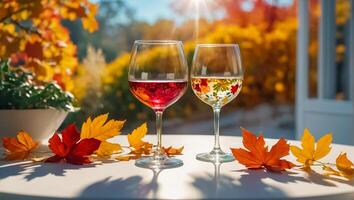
(0, 160, 99, 181)
(293, 168, 354, 187)
(0, 161, 32, 180)
(79, 167, 163, 199)
(24, 162, 99, 181)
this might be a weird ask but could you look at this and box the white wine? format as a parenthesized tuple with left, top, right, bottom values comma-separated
(191, 76, 243, 107)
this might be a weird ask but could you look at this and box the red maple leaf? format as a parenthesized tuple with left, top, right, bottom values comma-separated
(24, 41, 43, 60)
(46, 124, 100, 165)
(231, 84, 239, 94)
(231, 128, 295, 171)
(10, 52, 28, 66)
(200, 78, 208, 87)
(53, 73, 66, 90)
(193, 84, 201, 92)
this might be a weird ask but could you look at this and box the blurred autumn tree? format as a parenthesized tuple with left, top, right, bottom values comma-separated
(219, 0, 297, 30)
(0, 0, 98, 91)
(87, 0, 299, 126)
(70, 0, 351, 129)
(62, 0, 137, 62)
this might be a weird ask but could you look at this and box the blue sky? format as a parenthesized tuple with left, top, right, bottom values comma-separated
(124, 0, 293, 24)
(94, 0, 294, 24)
(126, 0, 181, 24)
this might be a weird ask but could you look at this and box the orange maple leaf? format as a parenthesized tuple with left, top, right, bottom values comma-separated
(162, 146, 184, 156)
(2, 131, 39, 160)
(231, 128, 295, 171)
(323, 153, 354, 180)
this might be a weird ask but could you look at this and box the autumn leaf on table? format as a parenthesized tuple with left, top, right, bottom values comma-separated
(290, 128, 332, 167)
(127, 123, 152, 154)
(323, 153, 354, 180)
(81, 113, 125, 157)
(115, 154, 142, 161)
(162, 146, 184, 156)
(46, 124, 100, 165)
(116, 123, 152, 161)
(230, 128, 295, 171)
(2, 131, 39, 160)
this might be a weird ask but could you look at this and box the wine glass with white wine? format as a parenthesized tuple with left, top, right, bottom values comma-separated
(191, 44, 243, 163)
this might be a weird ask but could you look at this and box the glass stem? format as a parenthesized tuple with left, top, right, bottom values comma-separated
(154, 111, 164, 159)
(213, 107, 221, 151)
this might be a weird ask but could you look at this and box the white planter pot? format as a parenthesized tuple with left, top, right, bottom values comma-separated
(0, 109, 68, 142)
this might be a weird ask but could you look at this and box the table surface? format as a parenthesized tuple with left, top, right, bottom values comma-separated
(0, 135, 354, 200)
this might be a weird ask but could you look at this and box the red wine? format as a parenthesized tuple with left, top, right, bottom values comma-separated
(129, 80, 187, 111)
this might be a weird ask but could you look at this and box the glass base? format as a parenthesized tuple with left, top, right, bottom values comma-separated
(135, 156, 183, 169)
(196, 149, 234, 163)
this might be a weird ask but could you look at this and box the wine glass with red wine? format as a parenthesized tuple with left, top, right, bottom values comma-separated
(128, 40, 188, 169)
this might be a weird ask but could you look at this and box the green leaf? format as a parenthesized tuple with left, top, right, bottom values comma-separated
(0, 60, 74, 110)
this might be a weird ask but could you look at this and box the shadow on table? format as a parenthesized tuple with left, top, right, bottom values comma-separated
(0, 161, 98, 181)
(191, 163, 354, 199)
(290, 167, 354, 187)
(191, 163, 293, 199)
(79, 168, 162, 199)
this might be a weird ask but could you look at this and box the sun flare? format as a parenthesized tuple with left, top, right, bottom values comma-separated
(186, 0, 216, 41)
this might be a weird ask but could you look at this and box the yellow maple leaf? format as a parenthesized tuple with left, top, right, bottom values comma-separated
(95, 141, 122, 157)
(127, 123, 149, 150)
(290, 128, 332, 166)
(323, 153, 354, 180)
(81, 113, 125, 157)
(115, 155, 132, 161)
(82, 4, 99, 33)
(114, 123, 153, 162)
(115, 154, 141, 161)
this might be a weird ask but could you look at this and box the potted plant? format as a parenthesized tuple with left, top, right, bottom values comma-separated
(0, 60, 74, 141)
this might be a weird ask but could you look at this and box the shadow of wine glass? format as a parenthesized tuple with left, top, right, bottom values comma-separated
(78, 167, 164, 199)
(138, 167, 163, 198)
(191, 163, 318, 199)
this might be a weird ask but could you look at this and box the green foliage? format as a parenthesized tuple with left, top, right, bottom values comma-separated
(0, 60, 74, 110)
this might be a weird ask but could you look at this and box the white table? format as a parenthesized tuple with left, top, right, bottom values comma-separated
(0, 135, 353, 199)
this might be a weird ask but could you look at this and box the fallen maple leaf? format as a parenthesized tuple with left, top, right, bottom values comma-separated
(162, 146, 184, 156)
(231, 128, 294, 171)
(127, 123, 152, 152)
(95, 141, 122, 157)
(2, 131, 39, 160)
(115, 155, 133, 161)
(115, 154, 141, 161)
(81, 113, 125, 157)
(114, 123, 153, 161)
(290, 128, 332, 167)
(323, 153, 354, 180)
(130, 143, 153, 155)
(46, 124, 101, 165)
